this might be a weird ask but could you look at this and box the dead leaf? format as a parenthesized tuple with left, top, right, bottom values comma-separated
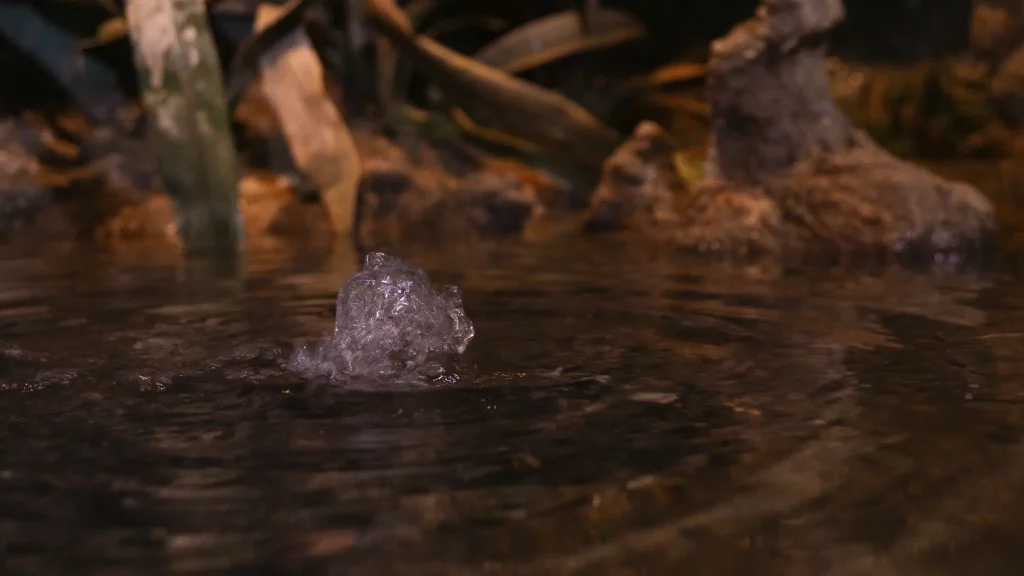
(645, 60, 706, 87)
(643, 92, 711, 118)
(473, 9, 646, 75)
(366, 0, 621, 166)
(306, 529, 358, 556)
(81, 16, 129, 50)
(225, 0, 318, 109)
(255, 3, 362, 236)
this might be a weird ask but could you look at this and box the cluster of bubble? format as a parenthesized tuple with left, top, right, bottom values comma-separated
(289, 252, 475, 385)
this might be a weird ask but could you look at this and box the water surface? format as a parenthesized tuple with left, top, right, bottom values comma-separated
(2, 229, 1024, 575)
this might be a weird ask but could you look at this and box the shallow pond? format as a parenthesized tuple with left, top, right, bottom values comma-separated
(4, 169, 1024, 574)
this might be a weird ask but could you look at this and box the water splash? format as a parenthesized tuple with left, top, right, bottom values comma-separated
(290, 252, 474, 386)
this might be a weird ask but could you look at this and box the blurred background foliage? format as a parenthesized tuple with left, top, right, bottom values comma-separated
(0, 0, 978, 144)
(0, 0, 1012, 250)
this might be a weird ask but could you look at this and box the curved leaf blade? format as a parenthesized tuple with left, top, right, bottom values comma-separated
(80, 16, 129, 50)
(367, 0, 620, 166)
(645, 60, 706, 87)
(377, 0, 456, 114)
(473, 8, 646, 75)
(225, 0, 317, 110)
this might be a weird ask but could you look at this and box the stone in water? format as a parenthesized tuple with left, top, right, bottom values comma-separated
(290, 252, 474, 385)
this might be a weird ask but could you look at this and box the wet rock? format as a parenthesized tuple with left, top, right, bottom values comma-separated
(236, 87, 547, 246)
(240, 172, 332, 239)
(682, 0, 993, 264)
(586, 0, 996, 266)
(990, 43, 1024, 125)
(238, 92, 549, 245)
(93, 171, 332, 248)
(353, 129, 454, 246)
(455, 170, 543, 236)
(4, 87, 545, 248)
(80, 120, 162, 198)
(673, 183, 785, 260)
(766, 146, 993, 258)
(970, 0, 1022, 63)
(702, 0, 857, 185)
(964, 1, 1024, 129)
(353, 127, 544, 247)
(584, 121, 682, 232)
(0, 108, 182, 246)
(0, 118, 51, 235)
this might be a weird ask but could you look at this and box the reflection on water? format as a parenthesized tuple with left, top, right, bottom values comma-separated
(2, 234, 1024, 575)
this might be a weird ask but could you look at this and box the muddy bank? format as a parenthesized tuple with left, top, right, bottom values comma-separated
(0, 107, 560, 252)
(587, 0, 996, 269)
(0, 118, 51, 235)
(0, 0, 1002, 271)
(828, 0, 1024, 157)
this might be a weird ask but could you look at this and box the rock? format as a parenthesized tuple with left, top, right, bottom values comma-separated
(239, 172, 333, 240)
(353, 128, 453, 247)
(235, 85, 547, 247)
(454, 170, 543, 236)
(991, 42, 1024, 125)
(674, 146, 992, 264)
(0, 117, 51, 236)
(672, 183, 785, 260)
(2, 92, 546, 249)
(702, 0, 856, 185)
(0, 108, 179, 246)
(352, 126, 544, 248)
(81, 110, 162, 199)
(92, 194, 176, 245)
(970, 0, 1022, 62)
(682, 0, 993, 265)
(764, 146, 993, 260)
(234, 84, 548, 247)
(584, 121, 682, 232)
(587, 0, 995, 266)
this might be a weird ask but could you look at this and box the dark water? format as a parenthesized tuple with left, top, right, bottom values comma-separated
(2, 230, 1024, 575)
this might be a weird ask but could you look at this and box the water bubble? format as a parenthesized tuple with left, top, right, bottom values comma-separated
(289, 252, 475, 387)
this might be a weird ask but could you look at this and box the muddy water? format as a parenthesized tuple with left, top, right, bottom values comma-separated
(3, 168, 1024, 574)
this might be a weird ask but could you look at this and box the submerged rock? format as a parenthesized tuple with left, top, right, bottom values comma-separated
(290, 251, 474, 385)
(589, 0, 995, 267)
